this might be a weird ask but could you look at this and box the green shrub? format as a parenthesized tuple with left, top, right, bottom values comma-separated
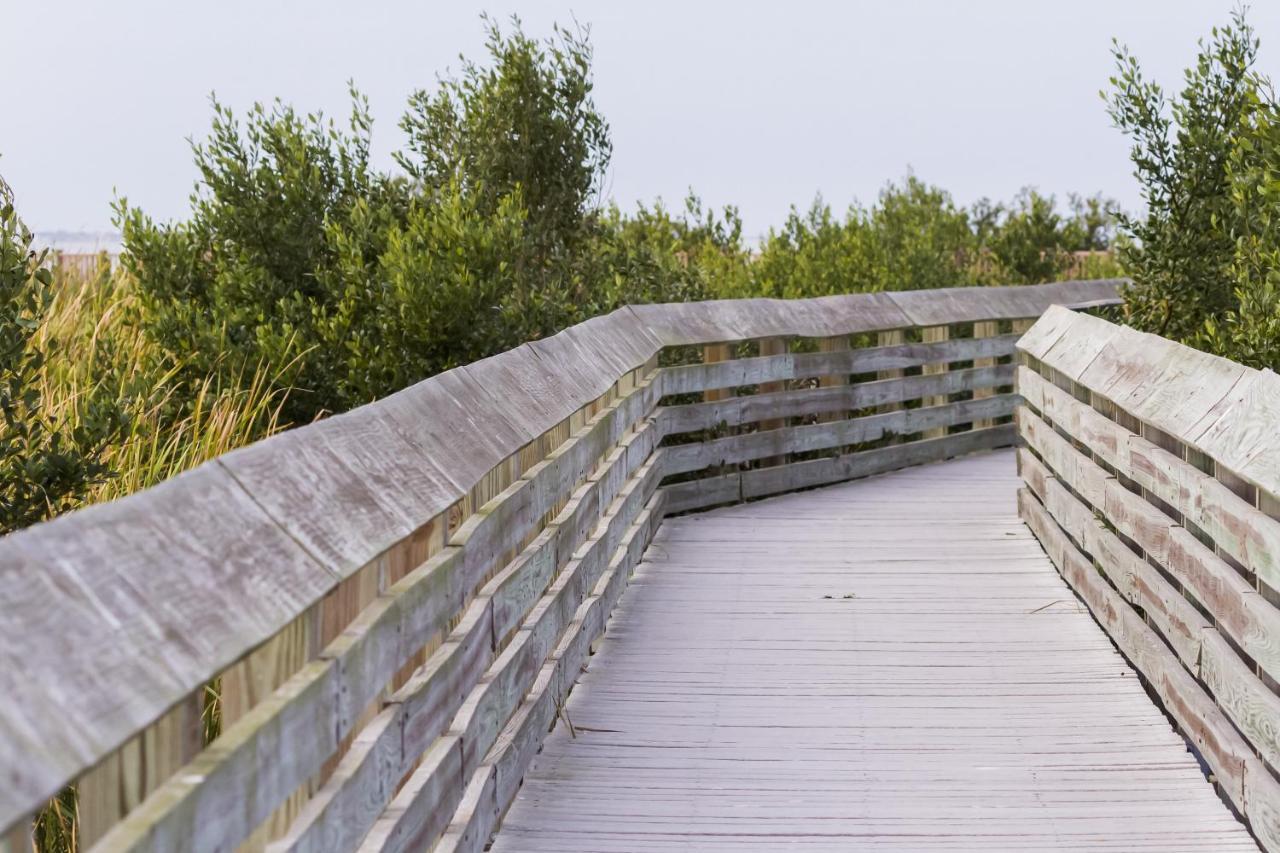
(1105, 9, 1259, 343)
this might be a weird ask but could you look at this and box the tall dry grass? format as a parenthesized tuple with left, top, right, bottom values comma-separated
(35, 257, 293, 501)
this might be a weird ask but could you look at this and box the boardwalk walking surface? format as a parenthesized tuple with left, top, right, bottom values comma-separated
(489, 450, 1257, 851)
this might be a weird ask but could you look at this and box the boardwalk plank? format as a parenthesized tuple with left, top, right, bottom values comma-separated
(489, 451, 1256, 852)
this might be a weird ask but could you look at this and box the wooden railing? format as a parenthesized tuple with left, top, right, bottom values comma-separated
(1016, 306, 1280, 852)
(0, 279, 1121, 853)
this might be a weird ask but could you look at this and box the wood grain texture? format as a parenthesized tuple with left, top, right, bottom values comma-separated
(1018, 405, 1280, 685)
(0, 461, 333, 829)
(661, 334, 1019, 396)
(363, 476, 666, 853)
(664, 396, 1016, 475)
(1020, 486, 1277, 851)
(660, 364, 1012, 435)
(1022, 361, 1280, 592)
(490, 451, 1251, 852)
(626, 280, 1120, 346)
(1022, 305, 1280, 500)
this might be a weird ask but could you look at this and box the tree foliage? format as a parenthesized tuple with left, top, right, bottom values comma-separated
(1106, 8, 1280, 370)
(1106, 9, 1260, 343)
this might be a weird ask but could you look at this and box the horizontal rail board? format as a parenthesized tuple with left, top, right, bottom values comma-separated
(364, 488, 666, 853)
(1018, 405, 1280, 686)
(1018, 448, 1211, 670)
(660, 334, 1020, 396)
(665, 394, 1016, 475)
(1019, 365, 1280, 591)
(1018, 486, 1280, 849)
(1016, 307, 1280, 852)
(95, 377, 661, 853)
(660, 364, 1014, 434)
(266, 425, 664, 853)
(665, 424, 1015, 514)
(435, 496, 666, 852)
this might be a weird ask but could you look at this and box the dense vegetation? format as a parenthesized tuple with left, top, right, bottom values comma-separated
(1107, 8, 1280, 367)
(111, 19, 1119, 428)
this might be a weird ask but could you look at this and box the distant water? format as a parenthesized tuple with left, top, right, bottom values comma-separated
(35, 230, 124, 255)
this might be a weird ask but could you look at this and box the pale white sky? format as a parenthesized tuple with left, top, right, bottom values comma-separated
(4, 0, 1279, 241)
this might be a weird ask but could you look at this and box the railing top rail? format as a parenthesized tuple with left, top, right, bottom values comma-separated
(0, 279, 1121, 827)
(1021, 303, 1280, 496)
(628, 278, 1125, 345)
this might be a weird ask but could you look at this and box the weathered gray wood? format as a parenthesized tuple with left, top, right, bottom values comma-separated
(360, 459, 665, 853)
(666, 395, 1016, 475)
(92, 378, 661, 853)
(1019, 486, 1278, 850)
(372, 365, 529, 491)
(219, 403, 465, 580)
(271, 421, 664, 853)
(1019, 406, 1280, 686)
(465, 496, 666, 848)
(1020, 365, 1280, 592)
(1023, 305, 1280, 501)
(661, 364, 1013, 434)
(886, 279, 1126, 326)
(626, 280, 1121, 347)
(741, 424, 1015, 502)
(0, 461, 334, 828)
(489, 452, 1251, 852)
(661, 334, 1019, 396)
(1018, 448, 1211, 674)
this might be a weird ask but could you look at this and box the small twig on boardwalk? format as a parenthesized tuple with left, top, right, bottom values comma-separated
(555, 696, 577, 739)
(1028, 600, 1065, 614)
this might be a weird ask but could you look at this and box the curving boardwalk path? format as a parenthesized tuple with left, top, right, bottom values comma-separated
(489, 450, 1257, 852)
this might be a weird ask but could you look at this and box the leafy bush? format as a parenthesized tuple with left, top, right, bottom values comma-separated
(742, 178, 1120, 300)
(1105, 8, 1280, 371)
(1105, 9, 1259, 343)
(120, 20, 622, 427)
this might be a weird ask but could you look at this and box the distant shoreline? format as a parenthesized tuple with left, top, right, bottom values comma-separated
(34, 230, 123, 255)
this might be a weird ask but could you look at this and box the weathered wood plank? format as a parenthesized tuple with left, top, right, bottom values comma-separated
(358, 460, 664, 852)
(1019, 405, 1280, 685)
(1018, 487, 1277, 848)
(665, 395, 1016, 475)
(738, 424, 1015, 503)
(1020, 364, 1280, 592)
(492, 451, 1249, 853)
(660, 334, 1019, 396)
(660, 364, 1013, 435)
(449, 495, 666, 851)
(0, 462, 335, 830)
(1017, 448, 1210, 673)
(269, 421, 664, 852)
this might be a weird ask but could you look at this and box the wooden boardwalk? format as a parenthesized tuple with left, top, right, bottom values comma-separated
(489, 450, 1257, 852)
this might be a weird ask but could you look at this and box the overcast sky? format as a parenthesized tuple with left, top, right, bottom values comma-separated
(4, 0, 1279, 242)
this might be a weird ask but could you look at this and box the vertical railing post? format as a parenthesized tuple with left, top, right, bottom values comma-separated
(972, 320, 999, 430)
(818, 335, 850, 423)
(921, 325, 950, 439)
(702, 343, 733, 403)
(757, 337, 788, 467)
(876, 329, 905, 415)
